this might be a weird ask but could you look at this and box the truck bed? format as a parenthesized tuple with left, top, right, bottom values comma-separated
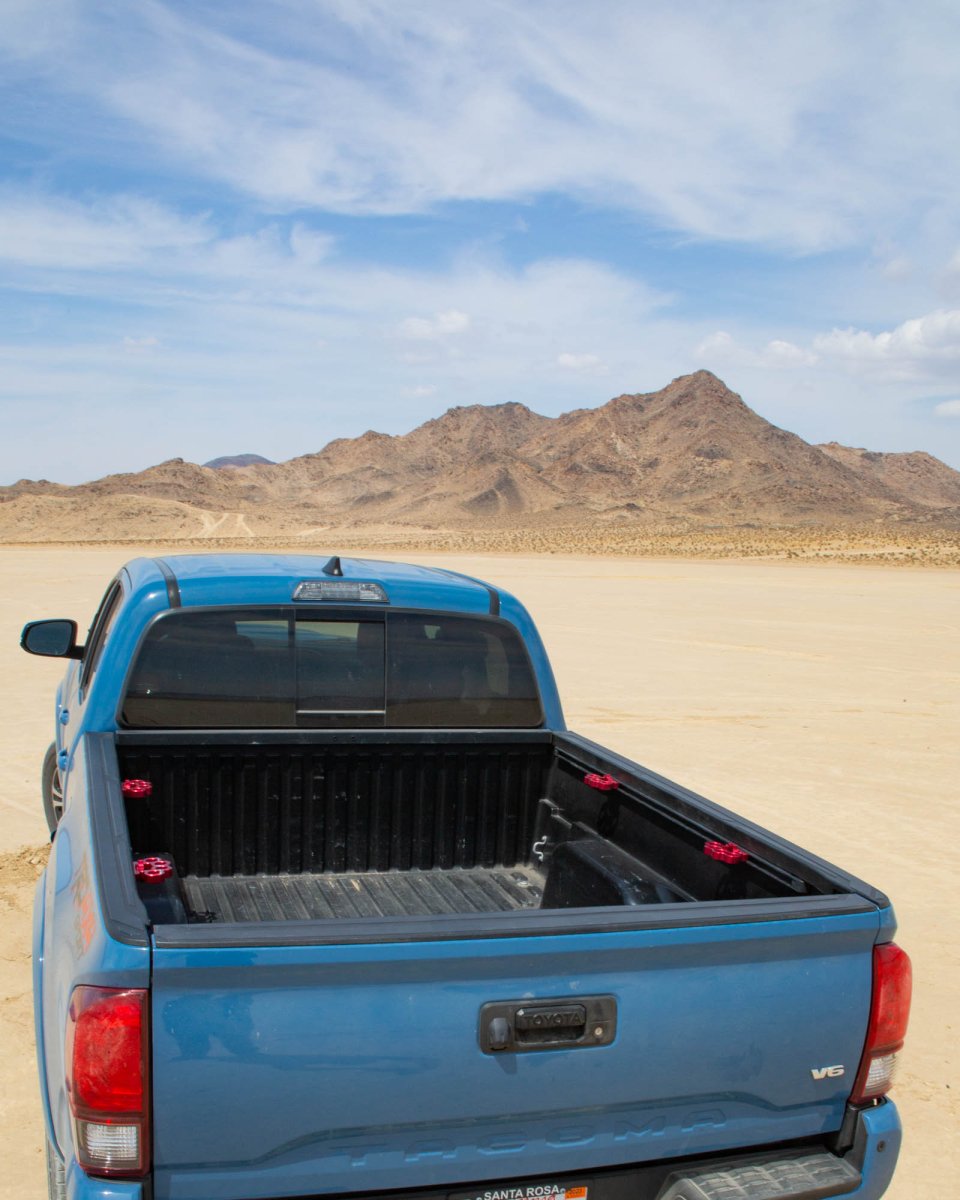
(114, 729, 867, 933)
(182, 864, 545, 922)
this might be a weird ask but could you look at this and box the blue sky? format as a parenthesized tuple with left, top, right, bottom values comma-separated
(2, 0, 960, 483)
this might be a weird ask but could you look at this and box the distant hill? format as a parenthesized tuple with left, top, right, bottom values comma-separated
(2, 372, 959, 542)
(203, 454, 275, 469)
(816, 442, 960, 508)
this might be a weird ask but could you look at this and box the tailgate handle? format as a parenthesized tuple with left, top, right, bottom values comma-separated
(479, 995, 616, 1054)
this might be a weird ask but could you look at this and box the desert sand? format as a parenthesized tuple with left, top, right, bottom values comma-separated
(1, 545, 957, 1198)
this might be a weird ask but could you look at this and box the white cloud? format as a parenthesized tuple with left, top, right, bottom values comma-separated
(764, 339, 816, 367)
(696, 331, 816, 370)
(934, 399, 960, 417)
(0, 192, 210, 269)
(0, 192, 342, 293)
(696, 331, 738, 359)
(401, 384, 437, 398)
(289, 224, 335, 266)
(398, 310, 470, 340)
(880, 256, 913, 282)
(697, 311, 960, 384)
(557, 352, 606, 374)
(813, 310, 960, 379)
(3, 3, 959, 250)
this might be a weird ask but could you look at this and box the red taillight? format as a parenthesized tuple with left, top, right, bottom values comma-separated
(65, 986, 150, 1177)
(850, 942, 912, 1104)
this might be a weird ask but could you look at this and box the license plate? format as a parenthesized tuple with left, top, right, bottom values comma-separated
(451, 1183, 590, 1200)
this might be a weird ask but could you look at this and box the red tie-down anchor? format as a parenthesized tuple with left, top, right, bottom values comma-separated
(584, 773, 620, 791)
(704, 841, 749, 865)
(133, 856, 173, 883)
(122, 778, 153, 799)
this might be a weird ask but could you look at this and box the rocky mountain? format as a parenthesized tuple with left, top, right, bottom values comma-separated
(204, 453, 275, 469)
(2, 372, 959, 541)
(816, 442, 960, 509)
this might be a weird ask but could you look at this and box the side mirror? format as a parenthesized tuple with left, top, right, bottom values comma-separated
(20, 619, 84, 659)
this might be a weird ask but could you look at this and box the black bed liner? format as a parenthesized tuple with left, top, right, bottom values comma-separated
(182, 864, 545, 922)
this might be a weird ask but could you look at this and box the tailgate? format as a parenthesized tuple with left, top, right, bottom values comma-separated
(150, 908, 879, 1200)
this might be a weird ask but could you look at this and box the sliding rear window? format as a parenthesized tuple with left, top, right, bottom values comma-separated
(121, 609, 542, 728)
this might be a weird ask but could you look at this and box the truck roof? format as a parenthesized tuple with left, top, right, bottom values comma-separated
(124, 553, 502, 615)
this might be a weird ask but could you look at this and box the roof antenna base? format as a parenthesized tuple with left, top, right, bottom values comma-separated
(322, 555, 343, 577)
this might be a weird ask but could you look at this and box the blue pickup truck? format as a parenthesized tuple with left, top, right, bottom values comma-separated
(22, 554, 911, 1200)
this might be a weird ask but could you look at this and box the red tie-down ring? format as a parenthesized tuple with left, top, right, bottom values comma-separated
(133, 856, 173, 883)
(122, 778, 153, 799)
(704, 841, 749, 865)
(584, 773, 620, 791)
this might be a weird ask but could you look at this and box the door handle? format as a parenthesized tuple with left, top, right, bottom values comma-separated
(479, 995, 616, 1054)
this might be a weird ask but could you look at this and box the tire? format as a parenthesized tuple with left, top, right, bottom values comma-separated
(45, 1137, 67, 1200)
(41, 743, 64, 834)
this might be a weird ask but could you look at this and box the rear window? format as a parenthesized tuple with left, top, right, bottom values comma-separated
(121, 609, 543, 728)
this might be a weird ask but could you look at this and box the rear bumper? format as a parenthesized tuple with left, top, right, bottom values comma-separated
(58, 1102, 901, 1200)
(65, 1159, 143, 1200)
(656, 1103, 901, 1200)
(832, 1102, 902, 1199)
